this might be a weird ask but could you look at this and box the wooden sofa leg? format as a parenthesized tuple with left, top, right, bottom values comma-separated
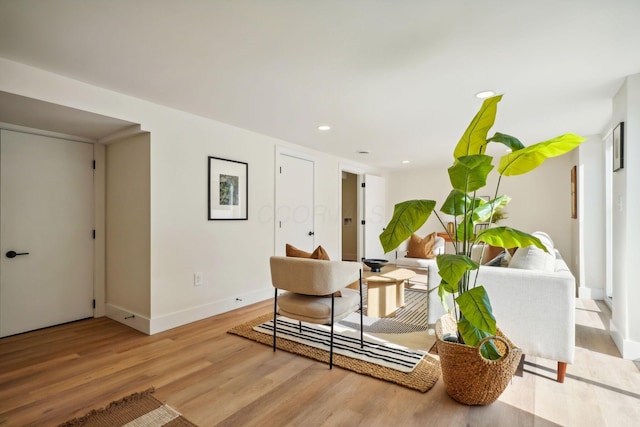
(557, 362, 567, 383)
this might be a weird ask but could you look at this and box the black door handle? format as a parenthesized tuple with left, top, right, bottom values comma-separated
(6, 251, 29, 258)
(308, 231, 315, 236)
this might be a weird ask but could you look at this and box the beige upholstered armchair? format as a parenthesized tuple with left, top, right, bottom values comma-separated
(269, 256, 363, 369)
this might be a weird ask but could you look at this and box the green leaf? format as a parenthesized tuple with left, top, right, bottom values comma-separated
(454, 95, 503, 158)
(487, 132, 525, 152)
(448, 155, 494, 193)
(438, 282, 453, 313)
(498, 133, 585, 176)
(379, 200, 436, 253)
(439, 278, 457, 294)
(472, 195, 511, 223)
(439, 190, 472, 217)
(455, 216, 475, 242)
(456, 286, 496, 335)
(436, 254, 478, 287)
(475, 226, 548, 252)
(457, 317, 502, 360)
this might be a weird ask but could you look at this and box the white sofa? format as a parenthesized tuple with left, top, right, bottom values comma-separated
(399, 234, 576, 383)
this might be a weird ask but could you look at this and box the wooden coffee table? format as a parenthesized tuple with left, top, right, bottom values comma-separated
(364, 267, 416, 317)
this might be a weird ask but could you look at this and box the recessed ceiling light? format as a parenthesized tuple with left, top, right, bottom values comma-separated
(475, 90, 496, 99)
(357, 150, 371, 154)
(401, 160, 410, 164)
(317, 124, 331, 131)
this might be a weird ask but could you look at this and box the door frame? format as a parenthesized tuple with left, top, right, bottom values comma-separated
(604, 131, 614, 308)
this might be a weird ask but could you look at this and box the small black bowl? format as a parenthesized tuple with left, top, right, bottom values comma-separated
(363, 258, 389, 273)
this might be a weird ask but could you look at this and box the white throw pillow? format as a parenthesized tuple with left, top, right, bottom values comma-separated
(532, 231, 555, 249)
(508, 231, 556, 272)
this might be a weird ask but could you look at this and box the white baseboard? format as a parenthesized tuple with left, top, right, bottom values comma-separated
(106, 303, 151, 334)
(578, 286, 605, 300)
(149, 288, 273, 335)
(610, 318, 640, 360)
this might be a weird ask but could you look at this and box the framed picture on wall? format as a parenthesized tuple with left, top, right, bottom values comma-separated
(613, 122, 624, 172)
(208, 156, 248, 220)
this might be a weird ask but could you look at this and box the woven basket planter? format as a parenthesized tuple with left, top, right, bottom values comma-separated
(435, 314, 523, 405)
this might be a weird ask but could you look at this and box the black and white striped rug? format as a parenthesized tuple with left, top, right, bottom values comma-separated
(356, 288, 429, 334)
(254, 316, 426, 372)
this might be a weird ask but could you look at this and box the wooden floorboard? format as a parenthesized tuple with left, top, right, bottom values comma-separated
(0, 298, 638, 426)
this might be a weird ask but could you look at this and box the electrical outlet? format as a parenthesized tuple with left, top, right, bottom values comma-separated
(194, 272, 204, 286)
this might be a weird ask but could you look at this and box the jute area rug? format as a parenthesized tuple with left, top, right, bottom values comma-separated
(228, 312, 441, 393)
(58, 388, 197, 427)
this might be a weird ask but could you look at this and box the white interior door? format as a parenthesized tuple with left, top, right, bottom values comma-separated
(1, 129, 94, 337)
(362, 174, 386, 260)
(275, 153, 314, 255)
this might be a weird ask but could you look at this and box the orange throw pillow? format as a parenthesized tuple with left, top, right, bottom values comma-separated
(285, 244, 330, 260)
(310, 245, 330, 260)
(286, 243, 311, 258)
(406, 232, 436, 259)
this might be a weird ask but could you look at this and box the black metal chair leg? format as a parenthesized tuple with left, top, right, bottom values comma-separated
(273, 288, 278, 352)
(359, 270, 364, 348)
(330, 294, 335, 369)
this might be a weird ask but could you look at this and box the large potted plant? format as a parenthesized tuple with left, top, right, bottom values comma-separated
(379, 95, 584, 404)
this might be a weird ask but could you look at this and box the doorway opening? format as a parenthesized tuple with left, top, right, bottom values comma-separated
(341, 171, 358, 261)
(340, 170, 387, 262)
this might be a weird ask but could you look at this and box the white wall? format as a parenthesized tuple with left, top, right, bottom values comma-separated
(577, 135, 605, 299)
(387, 151, 579, 275)
(386, 161, 453, 240)
(610, 74, 640, 359)
(106, 133, 151, 329)
(0, 57, 378, 334)
(496, 153, 577, 271)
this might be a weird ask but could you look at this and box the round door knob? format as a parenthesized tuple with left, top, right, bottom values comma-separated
(308, 231, 315, 236)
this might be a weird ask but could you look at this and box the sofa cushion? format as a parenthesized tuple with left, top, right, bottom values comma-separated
(406, 232, 437, 259)
(278, 288, 360, 323)
(508, 231, 556, 271)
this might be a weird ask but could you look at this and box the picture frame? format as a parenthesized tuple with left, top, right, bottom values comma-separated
(208, 156, 248, 220)
(613, 122, 624, 172)
(570, 165, 577, 219)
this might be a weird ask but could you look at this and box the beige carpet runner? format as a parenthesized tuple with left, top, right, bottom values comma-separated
(58, 388, 197, 427)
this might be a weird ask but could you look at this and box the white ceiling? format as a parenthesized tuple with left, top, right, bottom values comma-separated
(1, 0, 639, 169)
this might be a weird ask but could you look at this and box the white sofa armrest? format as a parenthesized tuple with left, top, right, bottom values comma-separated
(476, 262, 575, 364)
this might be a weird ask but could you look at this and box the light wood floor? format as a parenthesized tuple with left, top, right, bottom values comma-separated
(1, 298, 638, 426)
